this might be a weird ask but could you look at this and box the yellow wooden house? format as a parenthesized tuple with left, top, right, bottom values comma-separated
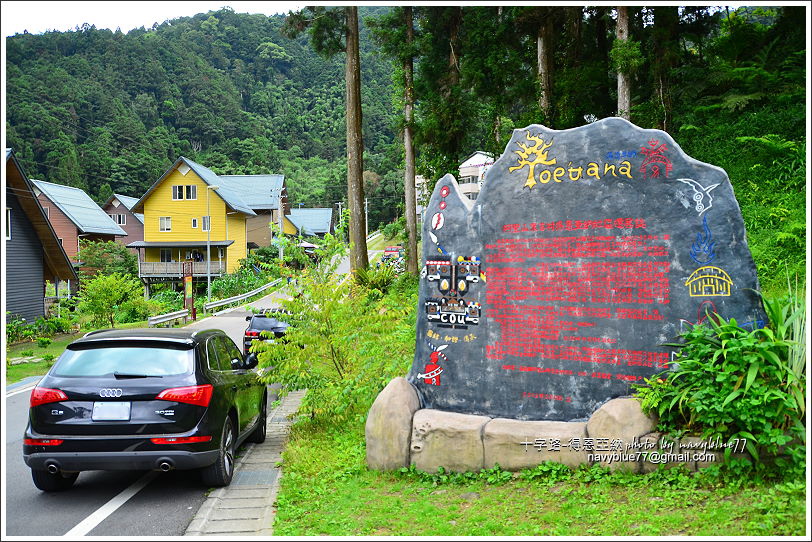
(129, 157, 297, 291)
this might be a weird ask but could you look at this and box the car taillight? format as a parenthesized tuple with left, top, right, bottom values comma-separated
(150, 436, 212, 445)
(155, 384, 213, 407)
(245, 331, 260, 337)
(30, 387, 69, 408)
(24, 438, 64, 446)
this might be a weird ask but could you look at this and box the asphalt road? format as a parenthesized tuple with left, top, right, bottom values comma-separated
(3, 289, 291, 537)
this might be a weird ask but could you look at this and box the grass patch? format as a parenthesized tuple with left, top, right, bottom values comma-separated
(273, 418, 807, 536)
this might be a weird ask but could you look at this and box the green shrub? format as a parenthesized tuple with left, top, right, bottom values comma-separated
(5, 312, 29, 344)
(42, 353, 56, 363)
(254, 266, 416, 424)
(20, 350, 34, 357)
(36, 337, 52, 348)
(354, 263, 397, 293)
(150, 289, 184, 313)
(77, 272, 144, 328)
(635, 291, 806, 475)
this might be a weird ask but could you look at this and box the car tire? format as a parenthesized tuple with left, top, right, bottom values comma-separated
(201, 416, 236, 487)
(247, 394, 267, 444)
(31, 468, 78, 492)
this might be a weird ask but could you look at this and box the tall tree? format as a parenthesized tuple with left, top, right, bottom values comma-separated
(284, 6, 369, 271)
(615, 6, 631, 119)
(402, 7, 418, 274)
(368, 7, 419, 274)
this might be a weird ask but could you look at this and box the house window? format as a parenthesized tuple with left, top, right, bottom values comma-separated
(5, 208, 11, 240)
(191, 218, 198, 228)
(160, 249, 172, 262)
(172, 185, 197, 200)
(159, 216, 172, 232)
(44, 206, 49, 218)
(58, 238, 63, 246)
(109, 213, 126, 225)
(202, 216, 210, 232)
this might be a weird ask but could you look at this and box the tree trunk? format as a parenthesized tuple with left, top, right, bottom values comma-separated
(403, 6, 418, 275)
(536, 10, 553, 124)
(653, 6, 679, 132)
(345, 6, 368, 272)
(447, 7, 462, 91)
(616, 6, 631, 120)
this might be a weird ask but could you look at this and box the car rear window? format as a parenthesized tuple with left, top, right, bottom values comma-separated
(251, 317, 287, 331)
(52, 345, 195, 377)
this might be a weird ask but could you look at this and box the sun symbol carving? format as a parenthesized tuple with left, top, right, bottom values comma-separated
(509, 132, 557, 189)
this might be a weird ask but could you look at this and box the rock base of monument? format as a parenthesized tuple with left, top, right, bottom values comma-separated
(366, 377, 749, 474)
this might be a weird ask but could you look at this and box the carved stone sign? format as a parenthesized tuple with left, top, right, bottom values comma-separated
(407, 118, 766, 421)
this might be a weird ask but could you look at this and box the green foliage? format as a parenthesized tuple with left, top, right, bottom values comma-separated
(254, 261, 416, 424)
(20, 350, 35, 357)
(397, 464, 514, 486)
(36, 337, 53, 348)
(353, 264, 397, 294)
(635, 294, 806, 475)
(77, 240, 138, 278)
(210, 269, 269, 299)
(76, 272, 144, 328)
(6, 313, 33, 344)
(149, 288, 184, 313)
(609, 38, 645, 73)
(41, 354, 56, 363)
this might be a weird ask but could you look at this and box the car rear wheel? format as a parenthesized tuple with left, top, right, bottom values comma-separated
(247, 395, 267, 444)
(31, 468, 78, 492)
(201, 417, 235, 487)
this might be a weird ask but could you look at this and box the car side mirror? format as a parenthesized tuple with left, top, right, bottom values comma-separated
(231, 357, 244, 370)
(245, 316, 252, 321)
(244, 353, 259, 369)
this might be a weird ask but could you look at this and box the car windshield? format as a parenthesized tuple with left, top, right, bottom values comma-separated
(52, 346, 194, 377)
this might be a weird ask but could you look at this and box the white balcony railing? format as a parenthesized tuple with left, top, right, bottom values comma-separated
(138, 261, 226, 277)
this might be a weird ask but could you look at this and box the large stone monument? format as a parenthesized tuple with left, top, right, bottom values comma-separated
(366, 117, 766, 472)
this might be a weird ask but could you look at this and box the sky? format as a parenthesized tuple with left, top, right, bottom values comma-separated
(1, 1, 307, 37)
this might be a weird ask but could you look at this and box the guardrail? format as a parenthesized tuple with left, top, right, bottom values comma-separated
(148, 309, 190, 327)
(203, 278, 282, 312)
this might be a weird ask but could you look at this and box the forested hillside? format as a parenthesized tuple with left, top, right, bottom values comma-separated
(5, 6, 400, 226)
(5, 5, 805, 291)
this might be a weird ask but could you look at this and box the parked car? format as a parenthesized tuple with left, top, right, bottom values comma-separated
(23, 328, 268, 491)
(244, 310, 290, 354)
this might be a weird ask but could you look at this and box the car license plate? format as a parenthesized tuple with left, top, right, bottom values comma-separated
(92, 401, 131, 421)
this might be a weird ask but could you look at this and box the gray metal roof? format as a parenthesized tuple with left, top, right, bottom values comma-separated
(31, 179, 127, 236)
(219, 174, 286, 210)
(181, 158, 256, 216)
(112, 193, 144, 224)
(288, 208, 333, 236)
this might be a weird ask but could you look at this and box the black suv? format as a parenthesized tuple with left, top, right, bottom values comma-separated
(244, 310, 290, 354)
(23, 328, 268, 491)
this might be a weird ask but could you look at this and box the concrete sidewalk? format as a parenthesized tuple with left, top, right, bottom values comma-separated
(185, 390, 305, 536)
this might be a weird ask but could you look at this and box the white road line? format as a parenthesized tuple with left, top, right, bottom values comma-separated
(6, 382, 39, 397)
(64, 471, 158, 536)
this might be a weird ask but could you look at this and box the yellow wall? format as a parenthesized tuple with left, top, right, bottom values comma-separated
(142, 167, 248, 273)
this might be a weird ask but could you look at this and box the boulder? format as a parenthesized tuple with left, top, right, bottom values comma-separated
(410, 409, 491, 473)
(365, 377, 420, 471)
(483, 418, 588, 470)
(587, 397, 656, 472)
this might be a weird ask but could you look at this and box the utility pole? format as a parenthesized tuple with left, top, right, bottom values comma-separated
(276, 187, 284, 261)
(336, 201, 344, 236)
(364, 197, 369, 238)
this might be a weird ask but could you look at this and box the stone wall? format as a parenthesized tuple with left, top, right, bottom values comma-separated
(366, 377, 746, 474)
